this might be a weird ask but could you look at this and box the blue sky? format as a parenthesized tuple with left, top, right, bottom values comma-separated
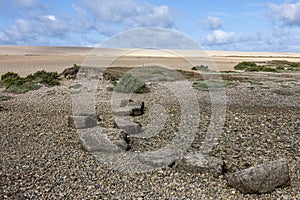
(1, 0, 300, 52)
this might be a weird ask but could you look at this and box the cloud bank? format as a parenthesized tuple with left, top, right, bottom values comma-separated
(268, 1, 300, 26)
(0, 0, 175, 46)
(0, 0, 300, 52)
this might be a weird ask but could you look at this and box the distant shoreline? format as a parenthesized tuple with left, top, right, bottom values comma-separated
(1, 46, 300, 76)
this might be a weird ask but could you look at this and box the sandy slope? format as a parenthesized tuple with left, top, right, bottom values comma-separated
(1, 46, 300, 76)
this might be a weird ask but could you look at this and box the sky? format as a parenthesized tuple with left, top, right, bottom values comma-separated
(1, 0, 300, 52)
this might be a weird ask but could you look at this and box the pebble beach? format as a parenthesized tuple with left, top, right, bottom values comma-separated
(1, 68, 300, 199)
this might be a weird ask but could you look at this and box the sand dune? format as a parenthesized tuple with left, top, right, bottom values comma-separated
(1, 46, 300, 76)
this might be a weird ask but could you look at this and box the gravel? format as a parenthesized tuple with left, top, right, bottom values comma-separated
(1, 73, 299, 199)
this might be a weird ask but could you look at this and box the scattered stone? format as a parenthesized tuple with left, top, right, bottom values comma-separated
(226, 159, 290, 194)
(175, 152, 224, 177)
(112, 107, 132, 116)
(71, 114, 98, 129)
(139, 148, 182, 168)
(103, 72, 119, 81)
(78, 127, 129, 152)
(129, 101, 144, 116)
(114, 118, 142, 135)
(112, 101, 144, 116)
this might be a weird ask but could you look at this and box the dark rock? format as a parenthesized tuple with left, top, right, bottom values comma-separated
(139, 148, 182, 168)
(112, 101, 144, 117)
(114, 118, 142, 135)
(61, 64, 80, 79)
(176, 152, 224, 177)
(129, 101, 144, 116)
(226, 159, 290, 194)
(103, 72, 119, 81)
(78, 127, 129, 152)
(120, 98, 133, 107)
(69, 114, 99, 129)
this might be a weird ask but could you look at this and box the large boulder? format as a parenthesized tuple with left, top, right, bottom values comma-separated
(78, 127, 129, 152)
(176, 152, 224, 177)
(68, 114, 100, 129)
(226, 159, 290, 194)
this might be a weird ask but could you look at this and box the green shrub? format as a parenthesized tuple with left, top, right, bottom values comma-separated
(1, 72, 20, 81)
(193, 80, 237, 91)
(274, 89, 292, 96)
(234, 61, 278, 72)
(114, 73, 150, 93)
(269, 60, 300, 71)
(32, 70, 60, 86)
(7, 83, 41, 93)
(261, 67, 277, 72)
(191, 65, 209, 71)
(1, 70, 60, 93)
(234, 62, 257, 70)
(1, 72, 23, 87)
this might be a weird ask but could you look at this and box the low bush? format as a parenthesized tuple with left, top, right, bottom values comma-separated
(234, 62, 258, 70)
(114, 73, 150, 93)
(32, 70, 60, 86)
(1, 70, 60, 93)
(234, 61, 278, 72)
(191, 65, 210, 71)
(274, 89, 292, 96)
(234, 60, 300, 72)
(269, 60, 300, 71)
(193, 79, 237, 91)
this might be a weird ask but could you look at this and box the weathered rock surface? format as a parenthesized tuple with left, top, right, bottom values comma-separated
(226, 159, 290, 194)
(70, 114, 99, 129)
(112, 101, 144, 116)
(78, 127, 129, 152)
(139, 148, 182, 168)
(119, 98, 133, 107)
(114, 118, 142, 135)
(176, 152, 224, 177)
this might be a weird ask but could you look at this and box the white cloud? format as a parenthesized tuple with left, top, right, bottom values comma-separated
(205, 30, 236, 45)
(0, 16, 68, 45)
(44, 15, 56, 21)
(268, 1, 300, 26)
(75, 0, 174, 29)
(201, 16, 224, 30)
(0, 0, 176, 46)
